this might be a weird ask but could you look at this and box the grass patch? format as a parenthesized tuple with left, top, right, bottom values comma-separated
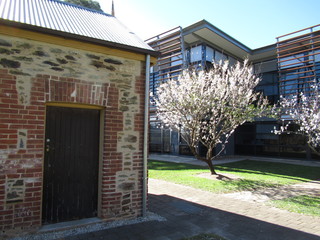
(180, 233, 226, 240)
(270, 195, 320, 216)
(148, 160, 320, 193)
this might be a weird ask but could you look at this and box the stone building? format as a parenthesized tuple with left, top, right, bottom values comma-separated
(0, 0, 156, 237)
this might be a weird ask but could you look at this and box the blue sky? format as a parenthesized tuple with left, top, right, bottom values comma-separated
(97, 0, 319, 49)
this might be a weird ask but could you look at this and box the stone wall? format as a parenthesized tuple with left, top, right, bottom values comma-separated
(0, 34, 146, 236)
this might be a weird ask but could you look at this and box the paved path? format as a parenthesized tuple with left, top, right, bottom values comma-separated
(149, 178, 320, 239)
(13, 155, 320, 240)
(52, 178, 319, 240)
(223, 179, 320, 202)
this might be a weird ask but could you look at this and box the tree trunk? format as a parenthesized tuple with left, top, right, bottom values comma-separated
(205, 146, 217, 175)
(205, 159, 217, 175)
(189, 145, 218, 175)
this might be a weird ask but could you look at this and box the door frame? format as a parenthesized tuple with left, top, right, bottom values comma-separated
(42, 102, 105, 222)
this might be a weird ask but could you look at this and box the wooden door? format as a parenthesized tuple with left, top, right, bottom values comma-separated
(42, 106, 100, 224)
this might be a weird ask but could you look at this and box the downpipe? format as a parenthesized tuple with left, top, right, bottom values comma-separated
(142, 54, 150, 217)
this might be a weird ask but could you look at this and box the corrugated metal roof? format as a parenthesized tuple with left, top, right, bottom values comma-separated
(0, 0, 155, 54)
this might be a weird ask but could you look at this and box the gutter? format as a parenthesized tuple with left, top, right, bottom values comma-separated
(142, 54, 150, 217)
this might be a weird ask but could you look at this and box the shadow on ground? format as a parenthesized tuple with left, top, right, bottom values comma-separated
(216, 160, 320, 182)
(149, 159, 320, 183)
(62, 193, 320, 240)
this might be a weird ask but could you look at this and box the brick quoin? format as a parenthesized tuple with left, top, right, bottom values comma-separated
(133, 65, 146, 217)
(0, 71, 45, 234)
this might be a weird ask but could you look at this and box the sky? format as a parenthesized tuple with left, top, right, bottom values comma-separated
(97, 0, 319, 49)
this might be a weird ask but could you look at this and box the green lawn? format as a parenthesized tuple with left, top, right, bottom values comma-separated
(148, 160, 320, 193)
(270, 195, 320, 216)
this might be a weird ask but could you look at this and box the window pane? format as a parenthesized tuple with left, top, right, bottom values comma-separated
(206, 46, 214, 62)
(190, 46, 202, 62)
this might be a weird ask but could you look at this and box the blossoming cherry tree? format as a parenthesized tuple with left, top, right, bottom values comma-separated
(155, 60, 270, 174)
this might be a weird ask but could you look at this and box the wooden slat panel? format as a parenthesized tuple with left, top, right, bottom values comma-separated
(277, 39, 320, 54)
(278, 51, 319, 64)
(159, 52, 182, 61)
(278, 64, 315, 73)
(277, 24, 320, 42)
(158, 68, 182, 77)
(277, 59, 314, 68)
(277, 45, 320, 59)
(277, 34, 320, 50)
(279, 75, 315, 82)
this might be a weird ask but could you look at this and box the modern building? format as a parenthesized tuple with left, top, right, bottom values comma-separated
(0, 0, 157, 237)
(146, 20, 320, 160)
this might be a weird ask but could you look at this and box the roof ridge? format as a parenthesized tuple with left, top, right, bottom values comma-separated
(48, 0, 113, 17)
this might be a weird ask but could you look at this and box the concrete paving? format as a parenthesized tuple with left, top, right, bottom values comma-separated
(62, 176, 320, 240)
(14, 154, 320, 240)
(148, 178, 320, 240)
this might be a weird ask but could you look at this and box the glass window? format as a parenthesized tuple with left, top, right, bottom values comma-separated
(260, 72, 278, 85)
(171, 54, 183, 66)
(214, 51, 227, 63)
(215, 51, 222, 62)
(206, 46, 214, 62)
(190, 46, 202, 62)
(228, 56, 237, 66)
(314, 49, 320, 62)
(279, 53, 308, 69)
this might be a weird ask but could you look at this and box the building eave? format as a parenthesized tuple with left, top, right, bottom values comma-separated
(182, 19, 252, 59)
(0, 19, 158, 57)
